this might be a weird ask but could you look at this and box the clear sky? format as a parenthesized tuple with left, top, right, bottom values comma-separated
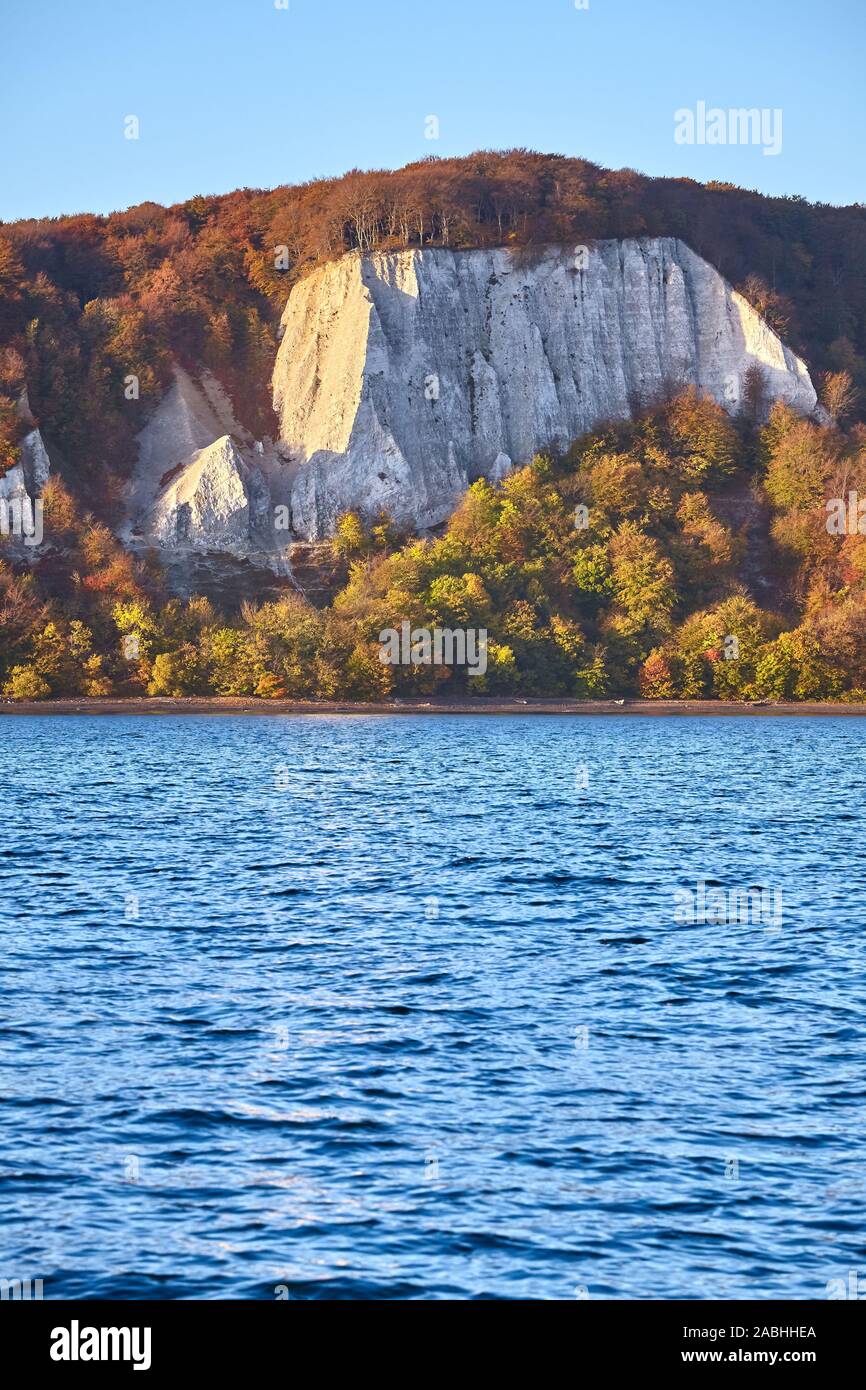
(2, 0, 864, 222)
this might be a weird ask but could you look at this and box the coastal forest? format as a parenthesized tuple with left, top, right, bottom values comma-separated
(3, 387, 866, 702)
(1, 151, 866, 701)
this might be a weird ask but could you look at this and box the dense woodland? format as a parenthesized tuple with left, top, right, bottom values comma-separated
(2, 388, 866, 702)
(1, 151, 866, 700)
(1, 150, 866, 494)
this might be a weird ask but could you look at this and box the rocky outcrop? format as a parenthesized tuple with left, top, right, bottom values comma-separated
(125, 365, 248, 526)
(0, 427, 51, 499)
(121, 239, 819, 573)
(144, 435, 270, 553)
(20, 427, 51, 493)
(123, 368, 294, 587)
(272, 240, 817, 539)
(0, 427, 51, 553)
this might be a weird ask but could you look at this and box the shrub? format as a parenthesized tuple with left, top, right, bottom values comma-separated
(3, 665, 51, 700)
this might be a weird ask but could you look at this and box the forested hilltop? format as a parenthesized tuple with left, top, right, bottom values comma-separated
(1, 150, 865, 502)
(1, 151, 866, 702)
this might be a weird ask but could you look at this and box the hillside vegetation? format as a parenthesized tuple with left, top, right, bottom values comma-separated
(2, 152, 866, 701)
(3, 389, 866, 702)
(1, 150, 865, 507)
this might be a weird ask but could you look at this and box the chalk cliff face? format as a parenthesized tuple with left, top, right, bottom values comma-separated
(123, 367, 292, 578)
(144, 435, 270, 553)
(0, 426, 51, 556)
(122, 239, 818, 567)
(125, 365, 248, 527)
(272, 239, 817, 539)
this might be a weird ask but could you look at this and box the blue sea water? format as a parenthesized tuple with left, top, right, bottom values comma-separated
(1, 712, 864, 1301)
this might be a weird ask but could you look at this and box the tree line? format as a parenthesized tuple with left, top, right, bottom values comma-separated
(0, 149, 865, 514)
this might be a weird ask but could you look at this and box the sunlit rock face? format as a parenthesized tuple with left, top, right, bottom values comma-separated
(125, 365, 248, 528)
(0, 427, 51, 502)
(144, 435, 270, 553)
(272, 239, 817, 539)
(122, 240, 818, 569)
(0, 427, 51, 556)
(122, 367, 292, 584)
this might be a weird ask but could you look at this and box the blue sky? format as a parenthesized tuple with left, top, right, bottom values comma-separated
(2, 0, 863, 222)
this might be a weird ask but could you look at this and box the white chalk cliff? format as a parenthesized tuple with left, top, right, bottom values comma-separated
(0, 425, 51, 554)
(273, 239, 817, 538)
(125, 366, 294, 579)
(125, 366, 247, 526)
(124, 239, 818, 562)
(144, 434, 271, 553)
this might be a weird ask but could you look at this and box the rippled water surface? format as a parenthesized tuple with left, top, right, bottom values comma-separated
(1, 713, 864, 1299)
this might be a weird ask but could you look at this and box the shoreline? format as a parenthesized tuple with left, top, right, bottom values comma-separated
(2, 696, 866, 718)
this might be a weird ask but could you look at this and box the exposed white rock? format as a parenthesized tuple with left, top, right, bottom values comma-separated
(20, 428, 51, 492)
(145, 435, 266, 554)
(16, 387, 36, 427)
(273, 239, 818, 539)
(0, 463, 30, 508)
(489, 452, 513, 484)
(122, 241, 820, 571)
(0, 427, 51, 499)
(125, 365, 247, 530)
(0, 427, 50, 553)
(120, 365, 290, 575)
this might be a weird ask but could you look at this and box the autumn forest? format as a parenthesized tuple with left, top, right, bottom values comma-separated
(1, 150, 866, 702)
